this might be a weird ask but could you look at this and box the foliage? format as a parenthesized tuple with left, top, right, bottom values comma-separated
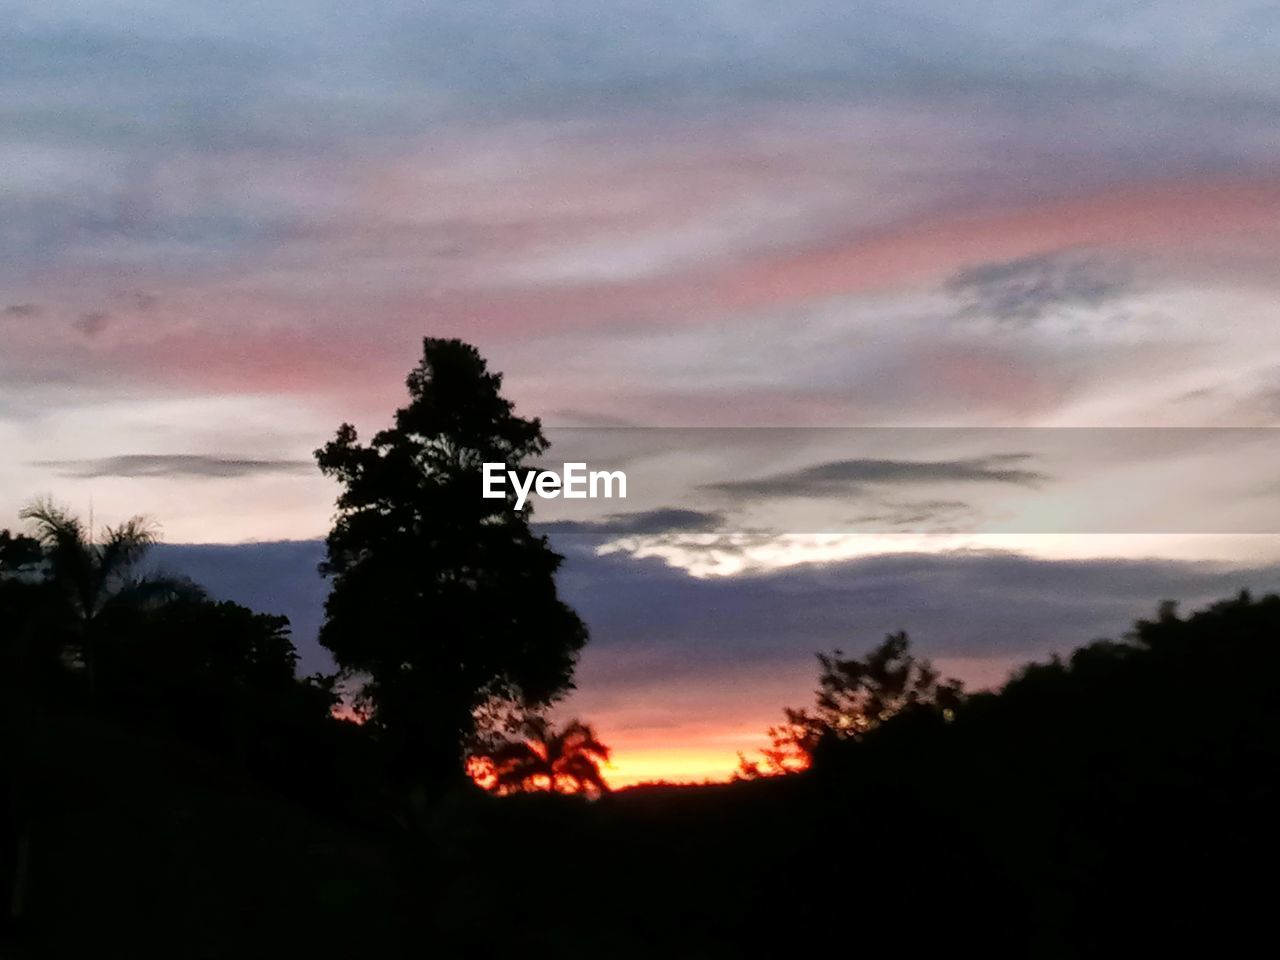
(315, 338, 588, 790)
(739, 630, 963, 777)
(472, 717, 611, 797)
(16, 500, 199, 688)
(0, 528, 52, 677)
(2, 509, 363, 825)
(0, 530, 42, 573)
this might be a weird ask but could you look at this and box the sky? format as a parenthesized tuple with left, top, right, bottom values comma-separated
(5, 2, 1280, 784)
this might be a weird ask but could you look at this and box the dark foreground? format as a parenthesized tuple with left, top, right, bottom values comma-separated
(4, 591, 1279, 958)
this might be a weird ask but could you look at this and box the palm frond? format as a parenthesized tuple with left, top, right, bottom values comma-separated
(22, 499, 95, 616)
(20, 501, 189, 622)
(554, 754, 609, 795)
(556, 719, 611, 763)
(20, 498, 86, 551)
(97, 516, 159, 580)
(477, 715, 611, 795)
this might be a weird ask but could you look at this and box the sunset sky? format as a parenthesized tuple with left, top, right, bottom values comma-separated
(6, 2, 1280, 784)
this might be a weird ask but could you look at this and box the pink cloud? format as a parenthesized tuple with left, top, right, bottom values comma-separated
(717, 177, 1280, 310)
(9, 104, 1280, 418)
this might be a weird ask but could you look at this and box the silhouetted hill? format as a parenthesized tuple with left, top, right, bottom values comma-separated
(5, 590, 1278, 957)
(4, 700, 418, 959)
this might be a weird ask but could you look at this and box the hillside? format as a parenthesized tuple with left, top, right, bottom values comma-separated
(4, 702, 417, 959)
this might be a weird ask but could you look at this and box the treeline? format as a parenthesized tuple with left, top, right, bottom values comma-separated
(719, 591, 1280, 954)
(6, 515, 1279, 955)
(0, 509, 381, 830)
(423, 591, 1278, 956)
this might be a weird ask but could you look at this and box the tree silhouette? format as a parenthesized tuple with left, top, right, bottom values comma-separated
(0, 529, 43, 928)
(740, 631, 963, 777)
(810, 631, 964, 733)
(0, 528, 44, 655)
(18, 500, 196, 692)
(0, 530, 41, 573)
(479, 717, 611, 797)
(315, 338, 588, 793)
(1, 529, 53, 685)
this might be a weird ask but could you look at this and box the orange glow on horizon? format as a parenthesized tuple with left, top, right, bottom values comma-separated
(335, 655, 1021, 790)
(601, 748, 740, 788)
(333, 704, 759, 789)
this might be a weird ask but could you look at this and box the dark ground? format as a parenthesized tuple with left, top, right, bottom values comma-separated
(5, 591, 1279, 958)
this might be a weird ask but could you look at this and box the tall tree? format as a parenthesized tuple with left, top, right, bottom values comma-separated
(316, 338, 588, 792)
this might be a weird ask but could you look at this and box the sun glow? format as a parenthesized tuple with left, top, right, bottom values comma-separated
(599, 747, 743, 789)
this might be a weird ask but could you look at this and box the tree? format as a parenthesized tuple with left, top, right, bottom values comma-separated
(315, 338, 588, 792)
(739, 631, 963, 777)
(102, 596, 349, 783)
(1, 529, 51, 683)
(475, 717, 611, 797)
(0, 530, 41, 574)
(0, 528, 44, 643)
(101, 598, 300, 715)
(18, 500, 197, 691)
(0, 530, 45, 927)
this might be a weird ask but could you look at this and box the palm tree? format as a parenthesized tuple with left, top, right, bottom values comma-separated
(19, 499, 197, 690)
(6, 502, 195, 924)
(484, 717, 611, 797)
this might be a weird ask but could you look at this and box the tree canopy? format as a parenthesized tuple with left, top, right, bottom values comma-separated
(740, 631, 963, 777)
(315, 337, 589, 791)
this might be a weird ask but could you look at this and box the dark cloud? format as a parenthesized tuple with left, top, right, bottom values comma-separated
(946, 252, 1133, 323)
(703, 455, 1045, 500)
(547, 410, 638, 428)
(540, 508, 725, 536)
(130, 291, 159, 312)
(846, 499, 975, 530)
(3, 304, 42, 319)
(556, 545, 1280, 682)
(38, 454, 313, 480)
(151, 538, 1280, 688)
(74, 311, 111, 338)
(1232, 367, 1280, 421)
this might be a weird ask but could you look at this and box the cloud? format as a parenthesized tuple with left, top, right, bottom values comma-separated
(6, 1, 1280, 547)
(38, 454, 313, 479)
(3, 304, 42, 319)
(540, 508, 725, 536)
(556, 543, 1280, 673)
(703, 455, 1046, 500)
(123, 290, 158, 312)
(148, 536, 1280, 780)
(846, 499, 976, 530)
(946, 252, 1133, 323)
(74, 310, 110, 337)
(150, 537, 1280, 684)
